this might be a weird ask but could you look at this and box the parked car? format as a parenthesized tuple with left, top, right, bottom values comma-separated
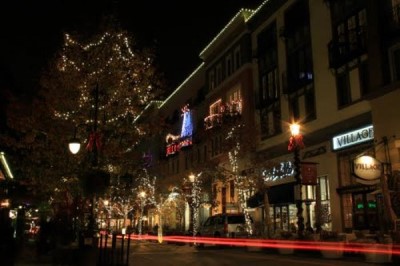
(195, 213, 253, 247)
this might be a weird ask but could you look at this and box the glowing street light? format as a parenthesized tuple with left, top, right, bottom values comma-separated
(288, 122, 305, 238)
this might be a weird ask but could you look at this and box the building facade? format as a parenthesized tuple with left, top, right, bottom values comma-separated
(148, 0, 400, 236)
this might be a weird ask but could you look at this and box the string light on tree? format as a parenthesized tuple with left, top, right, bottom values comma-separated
(43, 24, 163, 164)
(226, 124, 253, 236)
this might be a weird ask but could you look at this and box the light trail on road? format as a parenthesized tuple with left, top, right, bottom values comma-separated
(102, 232, 400, 256)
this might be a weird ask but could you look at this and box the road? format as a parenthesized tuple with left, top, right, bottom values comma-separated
(122, 241, 376, 266)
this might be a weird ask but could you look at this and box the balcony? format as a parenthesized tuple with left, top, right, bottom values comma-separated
(204, 101, 242, 130)
(328, 31, 367, 69)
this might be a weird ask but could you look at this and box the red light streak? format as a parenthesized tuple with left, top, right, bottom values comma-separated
(101, 232, 400, 256)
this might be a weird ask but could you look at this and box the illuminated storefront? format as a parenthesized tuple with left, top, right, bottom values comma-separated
(333, 125, 379, 232)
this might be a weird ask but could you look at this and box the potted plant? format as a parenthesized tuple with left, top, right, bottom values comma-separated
(319, 230, 345, 259)
(274, 230, 295, 255)
(363, 233, 392, 264)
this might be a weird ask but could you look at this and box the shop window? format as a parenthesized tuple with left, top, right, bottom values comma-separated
(343, 193, 353, 229)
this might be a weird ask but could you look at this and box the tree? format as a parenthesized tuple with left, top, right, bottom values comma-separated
(0, 19, 165, 221)
(39, 19, 165, 173)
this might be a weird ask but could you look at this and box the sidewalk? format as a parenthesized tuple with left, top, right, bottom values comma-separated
(13, 241, 97, 266)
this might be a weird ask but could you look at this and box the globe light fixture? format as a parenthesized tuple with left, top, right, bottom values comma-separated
(68, 138, 81, 154)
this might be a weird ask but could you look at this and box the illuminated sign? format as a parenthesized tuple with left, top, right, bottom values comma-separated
(262, 161, 294, 183)
(352, 155, 381, 185)
(332, 125, 374, 150)
(165, 105, 193, 156)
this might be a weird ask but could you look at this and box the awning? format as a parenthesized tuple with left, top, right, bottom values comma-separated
(247, 182, 296, 208)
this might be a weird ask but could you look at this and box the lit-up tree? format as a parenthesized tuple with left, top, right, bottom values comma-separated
(40, 21, 164, 172)
(226, 124, 255, 235)
(133, 168, 157, 235)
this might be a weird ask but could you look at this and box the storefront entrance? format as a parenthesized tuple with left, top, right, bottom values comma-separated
(353, 192, 378, 231)
(270, 204, 297, 232)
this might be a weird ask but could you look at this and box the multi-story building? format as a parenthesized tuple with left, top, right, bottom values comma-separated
(148, 0, 400, 236)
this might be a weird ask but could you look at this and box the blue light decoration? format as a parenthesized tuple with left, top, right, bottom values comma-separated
(179, 104, 193, 148)
(165, 104, 193, 156)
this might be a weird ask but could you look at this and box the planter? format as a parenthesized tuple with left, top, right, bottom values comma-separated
(364, 243, 392, 264)
(321, 242, 344, 259)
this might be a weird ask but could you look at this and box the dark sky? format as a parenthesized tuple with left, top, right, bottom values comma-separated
(0, 0, 263, 97)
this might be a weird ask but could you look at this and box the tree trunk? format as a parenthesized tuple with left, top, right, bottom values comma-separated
(263, 191, 272, 238)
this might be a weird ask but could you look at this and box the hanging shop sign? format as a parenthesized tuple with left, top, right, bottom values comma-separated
(352, 155, 381, 185)
(301, 162, 318, 185)
(332, 125, 374, 150)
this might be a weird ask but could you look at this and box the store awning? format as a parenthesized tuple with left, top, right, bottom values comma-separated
(247, 182, 296, 208)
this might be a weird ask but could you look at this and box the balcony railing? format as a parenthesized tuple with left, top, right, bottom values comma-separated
(204, 101, 242, 130)
(328, 29, 367, 69)
(204, 114, 222, 130)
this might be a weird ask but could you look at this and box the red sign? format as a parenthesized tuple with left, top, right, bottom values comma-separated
(301, 162, 318, 185)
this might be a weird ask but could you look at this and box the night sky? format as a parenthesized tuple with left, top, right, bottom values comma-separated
(0, 0, 263, 97)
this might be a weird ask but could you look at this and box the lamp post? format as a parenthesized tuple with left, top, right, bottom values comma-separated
(68, 84, 101, 244)
(288, 123, 305, 238)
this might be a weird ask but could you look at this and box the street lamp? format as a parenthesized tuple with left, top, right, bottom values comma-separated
(288, 122, 305, 238)
(68, 84, 101, 245)
(68, 137, 81, 155)
(68, 84, 100, 166)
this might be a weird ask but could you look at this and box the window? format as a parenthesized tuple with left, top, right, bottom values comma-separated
(316, 175, 332, 229)
(389, 44, 400, 81)
(289, 97, 300, 121)
(229, 180, 235, 200)
(305, 88, 316, 121)
(359, 61, 369, 95)
(336, 71, 351, 107)
(332, 7, 367, 65)
(226, 54, 233, 76)
(227, 88, 242, 114)
(197, 148, 201, 163)
(342, 193, 353, 229)
(234, 46, 241, 70)
(216, 64, 223, 85)
(257, 23, 281, 139)
(209, 70, 215, 91)
(209, 99, 222, 115)
(259, 105, 281, 139)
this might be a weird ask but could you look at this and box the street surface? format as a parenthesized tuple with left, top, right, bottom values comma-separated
(127, 241, 377, 266)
